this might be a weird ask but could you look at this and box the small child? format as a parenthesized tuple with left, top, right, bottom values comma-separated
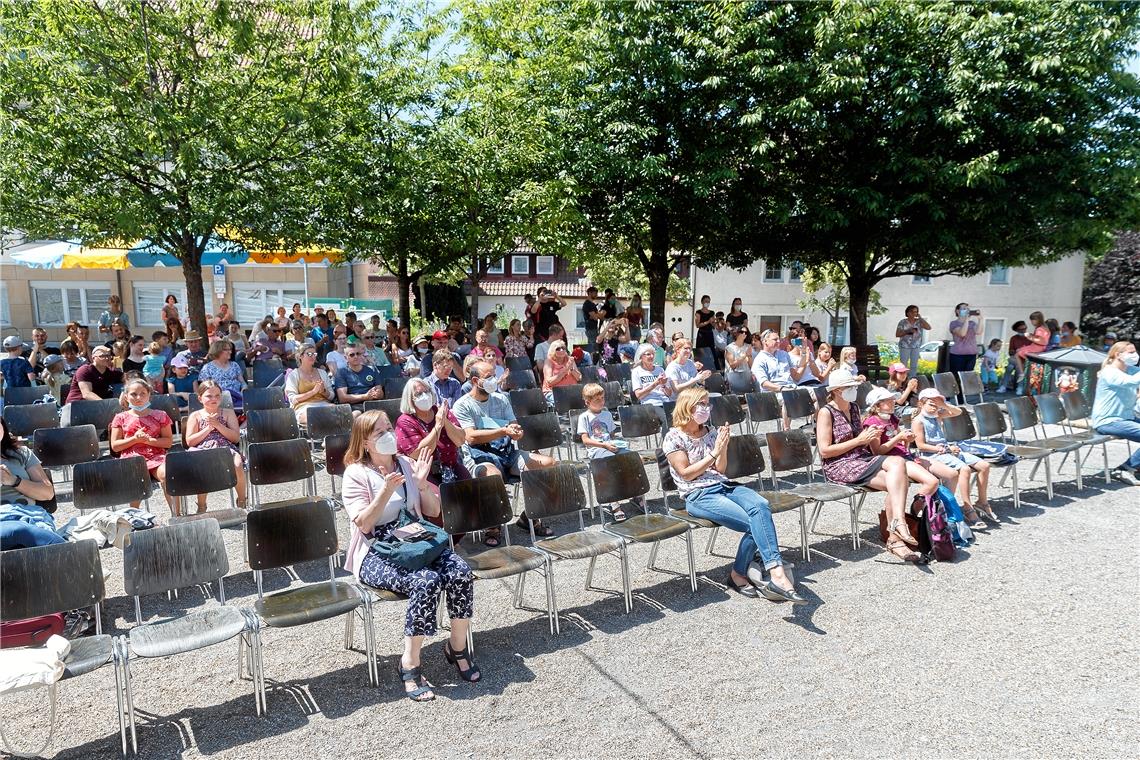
(59, 339, 86, 375)
(911, 389, 994, 524)
(144, 341, 167, 393)
(185, 380, 248, 512)
(576, 383, 639, 520)
(886, 362, 918, 410)
(166, 356, 196, 409)
(111, 339, 128, 370)
(981, 338, 1002, 390)
(1, 335, 36, 389)
(110, 378, 175, 513)
(838, 346, 867, 382)
(39, 354, 69, 404)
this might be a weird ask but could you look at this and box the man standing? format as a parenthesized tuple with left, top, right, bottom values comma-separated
(582, 286, 604, 358)
(309, 314, 334, 363)
(335, 345, 384, 410)
(534, 287, 565, 341)
(65, 344, 123, 402)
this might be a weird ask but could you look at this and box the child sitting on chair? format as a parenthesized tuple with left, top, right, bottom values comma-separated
(184, 380, 248, 512)
(576, 383, 640, 520)
(911, 388, 995, 526)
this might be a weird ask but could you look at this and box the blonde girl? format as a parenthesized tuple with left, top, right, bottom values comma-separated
(838, 346, 866, 382)
(185, 380, 248, 511)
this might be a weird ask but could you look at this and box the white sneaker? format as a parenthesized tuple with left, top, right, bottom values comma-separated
(1112, 468, 1140, 486)
(995, 387, 1008, 394)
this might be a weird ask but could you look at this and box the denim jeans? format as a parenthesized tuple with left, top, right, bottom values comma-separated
(898, 345, 921, 376)
(684, 482, 782, 574)
(1096, 417, 1140, 470)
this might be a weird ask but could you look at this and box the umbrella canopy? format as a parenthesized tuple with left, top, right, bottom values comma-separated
(6, 239, 134, 269)
(1025, 345, 1108, 400)
(245, 245, 341, 265)
(127, 236, 248, 268)
(1032, 345, 1108, 366)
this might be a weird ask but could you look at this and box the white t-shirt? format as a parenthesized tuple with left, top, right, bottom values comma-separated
(631, 365, 671, 405)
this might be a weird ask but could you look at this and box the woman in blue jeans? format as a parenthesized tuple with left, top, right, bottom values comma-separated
(662, 387, 807, 604)
(1092, 341, 1140, 486)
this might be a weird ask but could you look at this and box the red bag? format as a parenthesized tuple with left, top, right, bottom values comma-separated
(0, 614, 65, 649)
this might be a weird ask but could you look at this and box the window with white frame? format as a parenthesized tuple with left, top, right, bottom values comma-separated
(486, 259, 504, 275)
(0, 282, 9, 326)
(511, 255, 529, 275)
(989, 265, 1010, 285)
(573, 306, 585, 329)
(233, 285, 307, 323)
(758, 315, 783, 334)
(912, 275, 932, 285)
(763, 262, 784, 283)
(133, 283, 209, 327)
(828, 316, 849, 345)
(983, 319, 1005, 348)
(535, 256, 555, 275)
(31, 283, 111, 326)
(787, 261, 804, 282)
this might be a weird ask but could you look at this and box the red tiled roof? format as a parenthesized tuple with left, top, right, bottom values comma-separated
(478, 278, 592, 298)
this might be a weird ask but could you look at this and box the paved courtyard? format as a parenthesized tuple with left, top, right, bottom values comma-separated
(4, 431, 1138, 759)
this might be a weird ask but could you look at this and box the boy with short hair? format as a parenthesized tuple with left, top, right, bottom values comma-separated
(1, 336, 36, 389)
(576, 383, 640, 520)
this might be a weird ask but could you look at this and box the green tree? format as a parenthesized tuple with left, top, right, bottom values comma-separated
(797, 264, 886, 345)
(725, 1, 1140, 344)
(1081, 231, 1140, 342)
(1, 0, 361, 332)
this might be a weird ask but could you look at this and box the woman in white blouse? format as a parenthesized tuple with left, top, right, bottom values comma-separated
(341, 410, 479, 702)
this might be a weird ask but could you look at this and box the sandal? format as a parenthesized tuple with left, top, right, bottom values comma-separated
(887, 518, 918, 546)
(962, 507, 987, 530)
(396, 663, 435, 702)
(517, 512, 554, 537)
(444, 641, 481, 683)
(482, 528, 501, 547)
(885, 539, 921, 563)
(976, 501, 998, 522)
(608, 504, 628, 522)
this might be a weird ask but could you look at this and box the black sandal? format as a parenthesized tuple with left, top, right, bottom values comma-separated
(396, 663, 435, 702)
(516, 512, 554, 537)
(444, 641, 481, 683)
(483, 528, 502, 547)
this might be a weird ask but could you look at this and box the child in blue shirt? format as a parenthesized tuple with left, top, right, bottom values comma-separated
(166, 356, 196, 408)
(1, 336, 36, 389)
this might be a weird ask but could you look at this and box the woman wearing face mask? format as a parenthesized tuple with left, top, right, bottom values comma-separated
(693, 295, 715, 354)
(341, 411, 480, 701)
(816, 369, 922, 562)
(663, 387, 806, 603)
(395, 378, 471, 487)
(1092, 342, 1140, 485)
(725, 298, 748, 335)
(948, 302, 982, 378)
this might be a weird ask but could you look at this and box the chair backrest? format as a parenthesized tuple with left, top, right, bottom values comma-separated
(958, 371, 985, 401)
(1004, 395, 1039, 434)
(123, 518, 229, 598)
(780, 388, 815, 420)
(373, 364, 404, 382)
(32, 424, 100, 468)
(520, 463, 588, 520)
(578, 366, 602, 384)
(324, 433, 350, 478)
(243, 386, 286, 412)
(382, 376, 409, 400)
(710, 394, 746, 427)
(726, 371, 756, 395)
(765, 430, 814, 473)
(694, 347, 717, 370)
(745, 392, 782, 424)
(61, 398, 122, 430)
(723, 434, 767, 480)
(247, 438, 315, 486)
(189, 391, 234, 412)
(915, 375, 934, 391)
(2, 385, 52, 406)
(509, 388, 548, 418)
(933, 372, 960, 400)
(305, 403, 354, 440)
(440, 474, 513, 534)
(590, 449, 651, 504)
(855, 381, 875, 409)
(363, 398, 404, 422)
(251, 359, 284, 388)
(618, 405, 662, 440)
(941, 411, 977, 442)
(502, 367, 537, 391)
(515, 411, 564, 452)
(1059, 390, 1091, 423)
(810, 385, 830, 409)
(246, 407, 300, 444)
(601, 380, 625, 410)
(149, 394, 182, 427)
(505, 356, 534, 375)
(704, 372, 726, 395)
(600, 363, 631, 385)
(972, 402, 1009, 438)
(164, 448, 238, 498)
(654, 449, 678, 495)
(73, 456, 151, 511)
(246, 501, 339, 571)
(1036, 393, 1068, 425)
(0, 540, 104, 620)
(552, 383, 586, 414)
(2, 403, 60, 438)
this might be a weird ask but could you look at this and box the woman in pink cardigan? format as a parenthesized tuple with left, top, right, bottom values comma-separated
(341, 410, 479, 702)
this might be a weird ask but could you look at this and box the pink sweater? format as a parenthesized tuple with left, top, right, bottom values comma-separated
(340, 457, 421, 579)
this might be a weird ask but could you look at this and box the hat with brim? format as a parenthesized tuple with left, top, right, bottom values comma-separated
(182, 330, 203, 343)
(826, 368, 861, 390)
(888, 362, 908, 373)
(865, 386, 895, 408)
(917, 388, 945, 402)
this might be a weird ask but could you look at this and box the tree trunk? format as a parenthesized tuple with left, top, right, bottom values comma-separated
(846, 271, 872, 347)
(468, 252, 480, 333)
(179, 236, 207, 336)
(644, 210, 671, 327)
(396, 256, 412, 329)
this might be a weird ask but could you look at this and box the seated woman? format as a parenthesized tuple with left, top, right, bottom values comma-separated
(184, 381, 248, 511)
(816, 369, 921, 562)
(1091, 341, 1140, 485)
(394, 377, 471, 488)
(911, 389, 995, 522)
(630, 343, 674, 431)
(663, 387, 806, 603)
(665, 339, 712, 392)
(341, 411, 479, 701)
(541, 339, 581, 405)
(285, 345, 335, 425)
(197, 340, 246, 409)
(887, 362, 919, 410)
(1, 416, 56, 525)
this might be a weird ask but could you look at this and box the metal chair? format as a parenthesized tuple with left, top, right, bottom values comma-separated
(765, 430, 861, 561)
(1038, 392, 1112, 482)
(509, 388, 548, 418)
(505, 356, 534, 375)
(363, 398, 403, 421)
(601, 380, 626, 410)
(617, 405, 663, 452)
(941, 409, 977, 443)
(590, 451, 696, 593)
(382, 376, 408, 400)
(1057, 390, 1115, 484)
(915, 375, 934, 391)
(958, 371, 986, 406)
(61, 398, 123, 432)
(440, 475, 548, 644)
(780, 388, 816, 425)
(250, 359, 284, 388)
(73, 456, 152, 515)
(578, 366, 602, 384)
(970, 402, 1050, 509)
(323, 433, 350, 499)
(1003, 396, 1084, 496)
(520, 463, 630, 632)
(745, 391, 782, 436)
(243, 386, 287, 412)
(600, 362, 631, 386)
(148, 394, 182, 430)
(516, 412, 565, 455)
(933, 372, 963, 405)
(246, 501, 383, 691)
(165, 448, 244, 525)
(246, 438, 317, 509)
(304, 403, 353, 441)
(31, 424, 100, 483)
(552, 383, 587, 416)
(120, 518, 263, 751)
(246, 408, 300, 444)
(2, 385, 53, 406)
(694, 347, 717, 370)
(709, 393, 746, 431)
(726, 371, 756, 395)
(703, 372, 726, 395)
(0, 540, 127, 756)
(855, 381, 875, 410)
(502, 367, 537, 391)
(372, 364, 404, 382)
(2, 402, 59, 438)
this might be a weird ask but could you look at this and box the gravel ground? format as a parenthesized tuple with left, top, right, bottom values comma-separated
(4, 427, 1138, 759)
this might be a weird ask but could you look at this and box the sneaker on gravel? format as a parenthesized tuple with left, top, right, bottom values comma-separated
(1112, 468, 1140, 486)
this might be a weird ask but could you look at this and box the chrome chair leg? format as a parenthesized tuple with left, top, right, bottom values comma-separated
(704, 526, 719, 555)
(112, 637, 128, 757)
(585, 556, 598, 590)
(799, 505, 810, 562)
(647, 542, 660, 570)
(344, 610, 355, 650)
(684, 530, 697, 593)
(620, 545, 632, 613)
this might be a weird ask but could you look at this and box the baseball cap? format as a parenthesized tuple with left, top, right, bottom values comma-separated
(917, 388, 945, 402)
(170, 355, 189, 368)
(1105, 332, 1117, 340)
(44, 354, 65, 368)
(865, 386, 895, 408)
(432, 330, 449, 341)
(2, 335, 24, 350)
(888, 362, 908, 373)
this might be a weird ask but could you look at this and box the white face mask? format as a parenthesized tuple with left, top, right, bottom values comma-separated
(877, 411, 892, 420)
(479, 376, 499, 395)
(1122, 352, 1139, 366)
(840, 388, 859, 403)
(413, 392, 435, 411)
(692, 406, 711, 424)
(373, 431, 398, 456)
